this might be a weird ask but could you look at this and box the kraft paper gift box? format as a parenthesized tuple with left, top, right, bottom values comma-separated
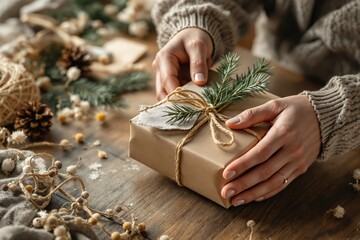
(129, 71, 277, 208)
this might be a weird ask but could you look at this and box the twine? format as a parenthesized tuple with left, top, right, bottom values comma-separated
(0, 60, 40, 126)
(140, 87, 261, 186)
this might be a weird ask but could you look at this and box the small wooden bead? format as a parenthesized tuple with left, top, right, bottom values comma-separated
(114, 205, 122, 213)
(74, 133, 84, 143)
(66, 165, 77, 175)
(9, 183, 17, 192)
(111, 232, 121, 240)
(46, 215, 57, 225)
(23, 165, 32, 174)
(54, 225, 67, 236)
(92, 213, 101, 221)
(55, 161, 63, 169)
(88, 217, 98, 225)
(49, 170, 57, 177)
(81, 191, 89, 199)
(1, 158, 15, 174)
(123, 222, 131, 231)
(32, 217, 44, 228)
(159, 235, 171, 240)
(25, 184, 33, 193)
(137, 222, 146, 232)
(1, 184, 9, 191)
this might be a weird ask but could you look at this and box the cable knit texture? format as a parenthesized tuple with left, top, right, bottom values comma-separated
(152, 0, 360, 162)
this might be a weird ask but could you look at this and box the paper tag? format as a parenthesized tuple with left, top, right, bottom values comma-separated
(137, 105, 199, 130)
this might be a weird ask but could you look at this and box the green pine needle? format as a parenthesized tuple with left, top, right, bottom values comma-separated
(165, 53, 271, 125)
(163, 104, 201, 125)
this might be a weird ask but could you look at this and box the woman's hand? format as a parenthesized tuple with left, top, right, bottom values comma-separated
(221, 95, 321, 206)
(152, 28, 213, 100)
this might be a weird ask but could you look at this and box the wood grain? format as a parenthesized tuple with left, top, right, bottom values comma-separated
(38, 34, 360, 240)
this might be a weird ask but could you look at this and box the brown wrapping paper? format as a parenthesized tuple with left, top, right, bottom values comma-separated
(129, 71, 278, 208)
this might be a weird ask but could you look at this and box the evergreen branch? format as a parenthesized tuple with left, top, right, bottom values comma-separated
(206, 53, 240, 105)
(165, 53, 271, 125)
(163, 104, 201, 125)
(41, 87, 71, 112)
(104, 71, 151, 94)
(69, 78, 125, 108)
(215, 58, 271, 108)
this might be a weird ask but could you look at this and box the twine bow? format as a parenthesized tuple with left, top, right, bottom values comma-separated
(140, 87, 261, 186)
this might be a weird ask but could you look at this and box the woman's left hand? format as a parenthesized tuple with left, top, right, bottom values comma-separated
(221, 95, 321, 206)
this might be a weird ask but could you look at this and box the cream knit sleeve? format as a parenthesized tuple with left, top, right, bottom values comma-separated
(302, 74, 360, 162)
(151, 0, 263, 62)
(298, 2, 360, 162)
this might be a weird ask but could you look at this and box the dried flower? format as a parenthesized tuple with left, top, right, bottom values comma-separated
(79, 101, 91, 113)
(70, 94, 81, 105)
(129, 21, 149, 38)
(353, 169, 360, 180)
(104, 4, 118, 16)
(36, 76, 52, 92)
(66, 66, 81, 81)
(98, 150, 107, 159)
(8, 130, 27, 145)
(95, 112, 106, 122)
(329, 205, 345, 219)
(60, 139, 72, 151)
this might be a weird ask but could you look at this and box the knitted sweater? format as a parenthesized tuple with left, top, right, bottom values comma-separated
(152, 0, 360, 162)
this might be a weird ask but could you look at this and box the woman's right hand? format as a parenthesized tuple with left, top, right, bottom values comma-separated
(152, 28, 214, 100)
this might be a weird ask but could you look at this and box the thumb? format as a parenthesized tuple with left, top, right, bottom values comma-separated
(187, 44, 210, 86)
(226, 100, 284, 129)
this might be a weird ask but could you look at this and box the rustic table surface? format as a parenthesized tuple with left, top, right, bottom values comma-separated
(40, 35, 360, 240)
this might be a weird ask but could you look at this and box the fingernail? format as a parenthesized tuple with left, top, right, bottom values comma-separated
(225, 170, 236, 180)
(226, 116, 241, 125)
(233, 199, 245, 206)
(225, 189, 235, 198)
(255, 197, 264, 202)
(194, 73, 205, 83)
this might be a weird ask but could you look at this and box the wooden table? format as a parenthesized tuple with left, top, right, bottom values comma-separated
(43, 35, 360, 240)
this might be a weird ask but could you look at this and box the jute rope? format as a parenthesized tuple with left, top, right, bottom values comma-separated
(0, 60, 40, 126)
(140, 87, 261, 186)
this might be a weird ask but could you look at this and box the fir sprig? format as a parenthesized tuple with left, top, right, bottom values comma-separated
(163, 104, 200, 125)
(164, 53, 271, 124)
(41, 71, 150, 111)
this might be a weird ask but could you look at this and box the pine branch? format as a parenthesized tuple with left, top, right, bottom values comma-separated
(165, 53, 271, 125)
(204, 53, 240, 105)
(69, 78, 125, 109)
(214, 58, 271, 109)
(163, 104, 201, 125)
(105, 71, 151, 94)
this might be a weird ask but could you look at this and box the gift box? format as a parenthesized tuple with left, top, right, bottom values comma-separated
(129, 70, 277, 208)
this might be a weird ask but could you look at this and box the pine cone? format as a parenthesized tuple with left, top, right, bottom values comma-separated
(14, 101, 53, 140)
(56, 46, 93, 74)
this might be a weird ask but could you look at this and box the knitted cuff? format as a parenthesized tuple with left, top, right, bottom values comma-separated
(153, 3, 237, 63)
(300, 81, 344, 162)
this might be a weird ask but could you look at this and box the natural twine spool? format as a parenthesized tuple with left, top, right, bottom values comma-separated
(0, 59, 40, 126)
